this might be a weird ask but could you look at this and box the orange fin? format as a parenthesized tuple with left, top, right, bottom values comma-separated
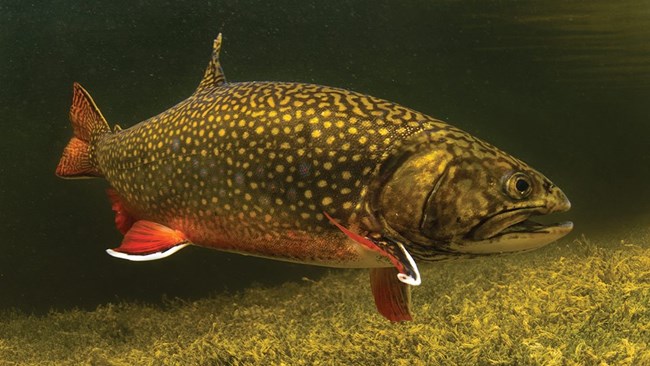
(107, 188, 136, 234)
(55, 137, 95, 178)
(324, 212, 421, 286)
(370, 267, 413, 322)
(56, 83, 111, 178)
(106, 220, 191, 261)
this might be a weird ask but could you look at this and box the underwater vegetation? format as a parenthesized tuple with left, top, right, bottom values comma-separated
(0, 235, 648, 365)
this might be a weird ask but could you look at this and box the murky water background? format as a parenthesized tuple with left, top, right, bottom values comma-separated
(0, 1, 648, 312)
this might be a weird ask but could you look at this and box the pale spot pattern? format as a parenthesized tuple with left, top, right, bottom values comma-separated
(94, 81, 458, 262)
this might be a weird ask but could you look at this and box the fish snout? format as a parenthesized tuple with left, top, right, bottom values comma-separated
(547, 186, 571, 214)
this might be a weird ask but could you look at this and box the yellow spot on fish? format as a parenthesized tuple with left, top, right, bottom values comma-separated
(322, 197, 333, 206)
(311, 130, 322, 138)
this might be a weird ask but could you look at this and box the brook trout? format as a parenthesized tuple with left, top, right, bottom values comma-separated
(56, 34, 572, 321)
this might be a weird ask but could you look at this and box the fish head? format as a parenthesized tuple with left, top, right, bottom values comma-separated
(378, 129, 573, 259)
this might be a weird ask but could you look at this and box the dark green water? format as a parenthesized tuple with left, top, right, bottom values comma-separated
(0, 1, 648, 312)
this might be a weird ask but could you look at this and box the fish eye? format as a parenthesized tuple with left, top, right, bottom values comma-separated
(505, 172, 533, 199)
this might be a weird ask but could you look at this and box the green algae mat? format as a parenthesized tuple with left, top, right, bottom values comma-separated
(1, 235, 648, 365)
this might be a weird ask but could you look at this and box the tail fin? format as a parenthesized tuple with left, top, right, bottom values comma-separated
(56, 83, 111, 178)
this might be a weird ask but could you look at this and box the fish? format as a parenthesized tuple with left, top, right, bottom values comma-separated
(56, 34, 573, 322)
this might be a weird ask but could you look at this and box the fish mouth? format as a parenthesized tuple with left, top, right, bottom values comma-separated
(451, 204, 573, 254)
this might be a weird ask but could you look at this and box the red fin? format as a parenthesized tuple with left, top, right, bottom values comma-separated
(324, 212, 406, 273)
(370, 267, 413, 322)
(106, 220, 190, 261)
(55, 83, 111, 178)
(325, 212, 421, 286)
(107, 188, 136, 234)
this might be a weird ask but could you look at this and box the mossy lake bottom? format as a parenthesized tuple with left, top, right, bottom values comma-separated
(1, 230, 648, 365)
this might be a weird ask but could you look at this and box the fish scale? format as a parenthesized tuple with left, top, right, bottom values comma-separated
(98, 81, 444, 250)
(57, 34, 572, 322)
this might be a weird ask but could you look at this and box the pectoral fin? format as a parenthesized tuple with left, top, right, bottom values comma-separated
(106, 220, 191, 261)
(324, 212, 421, 286)
(370, 267, 412, 322)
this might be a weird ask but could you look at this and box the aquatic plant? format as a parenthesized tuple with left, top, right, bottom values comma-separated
(0, 236, 647, 365)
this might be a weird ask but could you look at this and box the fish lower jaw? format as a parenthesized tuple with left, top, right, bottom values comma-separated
(451, 220, 573, 254)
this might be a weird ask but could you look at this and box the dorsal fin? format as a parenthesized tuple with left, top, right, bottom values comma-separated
(195, 33, 226, 94)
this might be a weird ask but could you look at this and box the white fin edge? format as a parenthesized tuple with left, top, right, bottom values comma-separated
(106, 243, 190, 262)
(396, 242, 422, 286)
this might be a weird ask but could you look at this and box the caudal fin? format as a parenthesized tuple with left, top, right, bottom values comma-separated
(56, 83, 111, 178)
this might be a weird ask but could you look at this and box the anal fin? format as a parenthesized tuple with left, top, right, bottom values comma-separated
(370, 267, 413, 322)
(107, 188, 136, 234)
(106, 220, 191, 261)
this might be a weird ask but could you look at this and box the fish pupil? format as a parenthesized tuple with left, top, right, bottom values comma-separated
(515, 178, 530, 193)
